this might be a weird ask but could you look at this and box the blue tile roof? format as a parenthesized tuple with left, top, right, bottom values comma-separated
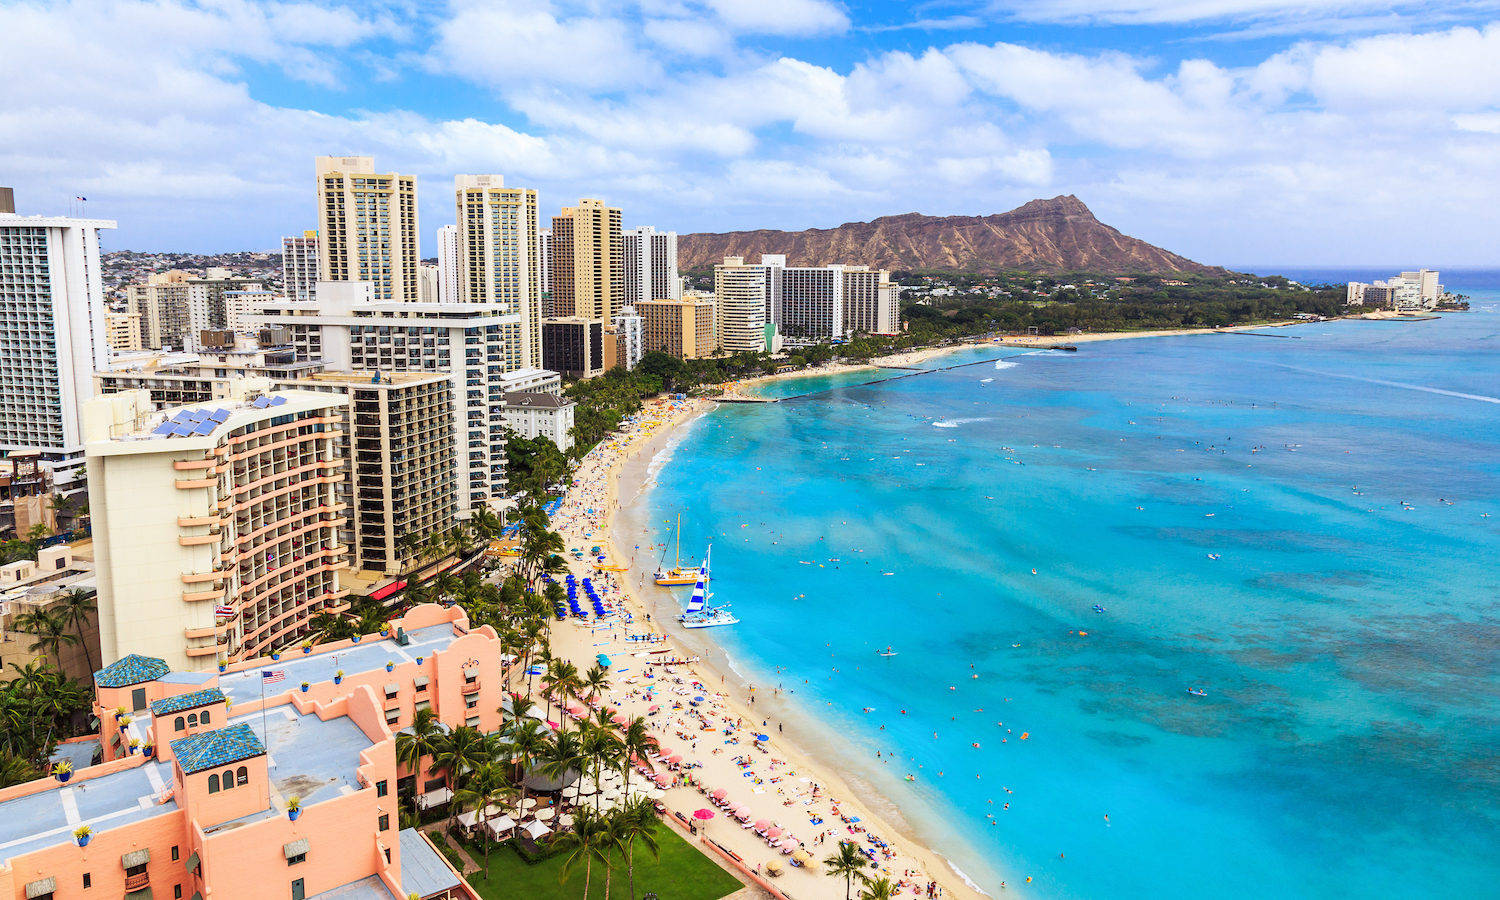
(171, 723, 264, 774)
(95, 654, 171, 688)
(150, 688, 225, 717)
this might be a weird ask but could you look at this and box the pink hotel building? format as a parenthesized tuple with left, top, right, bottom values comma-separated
(0, 605, 506, 900)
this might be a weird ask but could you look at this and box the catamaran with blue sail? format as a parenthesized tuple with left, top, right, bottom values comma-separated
(678, 546, 738, 629)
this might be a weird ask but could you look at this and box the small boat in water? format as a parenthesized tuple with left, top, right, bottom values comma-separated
(877, 646, 898, 657)
(654, 513, 700, 586)
(1092, 604, 1106, 613)
(678, 546, 739, 629)
(1186, 687, 1208, 698)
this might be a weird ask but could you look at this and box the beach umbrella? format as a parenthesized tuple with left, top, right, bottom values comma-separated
(667, 755, 683, 766)
(766, 826, 784, 839)
(693, 809, 715, 821)
(792, 849, 812, 865)
(765, 858, 784, 875)
(558, 814, 574, 827)
(779, 837, 800, 851)
(577, 783, 598, 796)
(754, 819, 771, 832)
(535, 807, 555, 820)
(652, 773, 671, 787)
(654, 746, 672, 758)
(710, 788, 727, 801)
(519, 798, 538, 809)
(756, 734, 771, 743)
(611, 713, 630, 725)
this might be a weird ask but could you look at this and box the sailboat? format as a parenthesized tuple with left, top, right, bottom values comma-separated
(654, 513, 699, 586)
(679, 546, 738, 629)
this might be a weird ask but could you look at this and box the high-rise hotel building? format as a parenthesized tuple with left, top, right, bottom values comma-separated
(549, 199, 622, 322)
(713, 256, 777, 353)
(0, 208, 116, 492)
(315, 156, 419, 303)
(250, 283, 517, 514)
(621, 226, 680, 306)
(84, 384, 349, 671)
(280, 231, 319, 301)
(454, 175, 542, 370)
(437, 223, 460, 304)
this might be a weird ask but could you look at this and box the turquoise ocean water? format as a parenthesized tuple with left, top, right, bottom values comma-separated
(626, 271, 1500, 897)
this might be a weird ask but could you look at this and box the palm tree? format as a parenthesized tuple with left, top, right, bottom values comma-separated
(453, 761, 515, 866)
(0, 751, 40, 788)
(541, 730, 586, 800)
(824, 841, 872, 900)
(580, 724, 624, 815)
(541, 659, 578, 726)
(618, 716, 659, 797)
(860, 877, 897, 900)
(554, 806, 609, 899)
(52, 589, 97, 672)
(581, 664, 611, 706)
(15, 609, 78, 668)
(616, 796, 661, 900)
(395, 708, 445, 791)
(431, 725, 489, 831)
(505, 719, 551, 822)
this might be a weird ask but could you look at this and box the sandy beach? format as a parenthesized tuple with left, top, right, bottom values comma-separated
(534, 397, 989, 900)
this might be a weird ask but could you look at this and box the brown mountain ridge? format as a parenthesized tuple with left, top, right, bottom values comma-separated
(678, 195, 1222, 276)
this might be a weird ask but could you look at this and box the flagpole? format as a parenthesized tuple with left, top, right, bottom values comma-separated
(260, 673, 271, 810)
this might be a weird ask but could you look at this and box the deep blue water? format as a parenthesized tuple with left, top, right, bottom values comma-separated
(629, 276, 1500, 897)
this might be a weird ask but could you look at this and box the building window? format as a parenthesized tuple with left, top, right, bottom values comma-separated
(286, 853, 306, 866)
(378, 814, 389, 831)
(175, 886, 183, 899)
(171, 846, 180, 861)
(236, 766, 249, 786)
(125, 864, 147, 879)
(175, 716, 186, 731)
(208, 774, 220, 793)
(223, 769, 234, 789)
(376, 780, 388, 797)
(187, 713, 198, 727)
(84, 873, 91, 888)
(201, 710, 210, 724)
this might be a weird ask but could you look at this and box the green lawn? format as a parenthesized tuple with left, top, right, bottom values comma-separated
(461, 825, 743, 900)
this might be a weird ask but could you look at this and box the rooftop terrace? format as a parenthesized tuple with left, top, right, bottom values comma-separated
(0, 760, 176, 863)
(217, 623, 462, 706)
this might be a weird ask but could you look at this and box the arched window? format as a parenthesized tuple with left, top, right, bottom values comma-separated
(208, 774, 220, 793)
(236, 766, 249, 786)
(175, 716, 186, 731)
(187, 713, 198, 727)
(223, 769, 234, 789)
(201, 710, 210, 724)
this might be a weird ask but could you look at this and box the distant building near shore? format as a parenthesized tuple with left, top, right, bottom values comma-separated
(281, 230, 319, 301)
(1347, 268, 1444, 311)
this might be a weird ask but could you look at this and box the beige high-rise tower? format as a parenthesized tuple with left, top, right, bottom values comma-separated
(454, 175, 542, 370)
(315, 156, 419, 303)
(550, 198, 622, 322)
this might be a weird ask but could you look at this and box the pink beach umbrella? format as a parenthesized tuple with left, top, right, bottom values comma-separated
(667, 755, 683, 766)
(611, 713, 630, 726)
(710, 788, 727, 801)
(754, 819, 771, 832)
(653, 773, 672, 787)
(654, 746, 672, 758)
(693, 809, 715, 821)
(765, 826, 784, 839)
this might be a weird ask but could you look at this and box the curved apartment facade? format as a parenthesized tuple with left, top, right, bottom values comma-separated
(86, 386, 350, 671)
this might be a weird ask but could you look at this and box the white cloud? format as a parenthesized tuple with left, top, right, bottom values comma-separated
(643, 17, 734, 56)
(987, 0, 1492, 26)
(430, 0, 659, 90)
(701, 0, 850, 34)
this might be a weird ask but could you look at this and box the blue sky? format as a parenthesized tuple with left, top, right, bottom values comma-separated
(3, 0, 1498, 267)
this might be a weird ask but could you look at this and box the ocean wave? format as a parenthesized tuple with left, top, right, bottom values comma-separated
(947, 859, 990, 896)
(933, 416, 993, 428)
(994, 359, 1019, 370)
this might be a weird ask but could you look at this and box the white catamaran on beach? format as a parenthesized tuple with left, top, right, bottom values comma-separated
(678, 546, 739, 629)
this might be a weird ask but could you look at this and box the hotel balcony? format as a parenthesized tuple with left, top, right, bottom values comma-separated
(182, 586, 225, 602)
(177, 514, 223, 528)
(175, 477, 216, 490)
(181, 571, 226, 585)
(124, 872, 150, 891)
(178, 532, 220, 547)
(461, 682, 481, 695)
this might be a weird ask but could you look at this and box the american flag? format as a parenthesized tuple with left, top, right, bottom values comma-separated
(214, 605, 234, 618)
(261, 670, 285, 684)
